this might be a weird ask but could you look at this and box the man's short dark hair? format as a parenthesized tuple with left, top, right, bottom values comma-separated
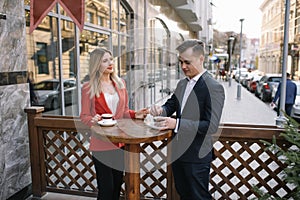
(176, 39, 205, 56)
(287, 72, 291, 78)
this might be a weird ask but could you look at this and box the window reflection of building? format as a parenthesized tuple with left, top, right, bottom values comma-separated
(36, 42, 49, 74)
(24, 0, 196, 116)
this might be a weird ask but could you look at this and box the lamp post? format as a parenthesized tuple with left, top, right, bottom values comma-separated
(228, 36, 235, 87)
(237, 18, 244, 100)
(276, 0, 290, 127)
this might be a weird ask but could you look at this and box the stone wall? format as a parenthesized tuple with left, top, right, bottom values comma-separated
(0, 0, 31, 199)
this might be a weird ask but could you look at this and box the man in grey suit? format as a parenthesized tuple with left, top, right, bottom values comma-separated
(150, 39, 225, 200)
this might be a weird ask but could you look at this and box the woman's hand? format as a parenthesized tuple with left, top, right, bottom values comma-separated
(135, 108, 149, 119)
(91, 114, 101, 123)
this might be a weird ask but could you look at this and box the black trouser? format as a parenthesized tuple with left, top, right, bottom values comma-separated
(172, 160, 212, 200)
(276, 102, 293, 116)
(92, 149, 124, 200)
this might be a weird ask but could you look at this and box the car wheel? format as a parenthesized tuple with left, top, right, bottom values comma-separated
(51, 98, 59, 109)
(255, 89, 259, 97)
(261, 92, 268, 102)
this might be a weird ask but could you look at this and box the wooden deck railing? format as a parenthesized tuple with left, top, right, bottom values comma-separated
(25, 107, 296, 200)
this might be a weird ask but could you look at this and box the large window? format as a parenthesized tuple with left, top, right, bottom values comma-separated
(25, 0, 132, 115)
(25, 0, 185, 115)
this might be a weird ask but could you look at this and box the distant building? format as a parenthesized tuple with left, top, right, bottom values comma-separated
(243, 38, 260, 70)
(212, 30, 259, 72)
(259, 0, 300, 80)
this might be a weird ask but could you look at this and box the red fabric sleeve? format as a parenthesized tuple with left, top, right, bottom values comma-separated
(79, 83, 95, 127)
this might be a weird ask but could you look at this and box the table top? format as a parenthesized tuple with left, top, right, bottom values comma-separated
(91, 118, 172, 144)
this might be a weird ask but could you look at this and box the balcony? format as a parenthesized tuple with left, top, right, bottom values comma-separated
(166, 0, 190, 7)
(166, 0, 202, 32)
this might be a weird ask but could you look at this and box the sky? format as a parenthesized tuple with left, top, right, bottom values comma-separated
(212, 0, 263, 38)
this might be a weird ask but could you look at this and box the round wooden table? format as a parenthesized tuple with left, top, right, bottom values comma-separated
(91, 118, 172, 200)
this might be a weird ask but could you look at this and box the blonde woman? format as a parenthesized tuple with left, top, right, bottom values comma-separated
(80, 48, 147, 200)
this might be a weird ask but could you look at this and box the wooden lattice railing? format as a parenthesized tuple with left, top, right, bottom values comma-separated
(25, 107, 296, 200)
(211, 124, 294, 199)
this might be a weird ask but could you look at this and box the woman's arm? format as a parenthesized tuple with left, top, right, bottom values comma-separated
(80, 84, 95, 127)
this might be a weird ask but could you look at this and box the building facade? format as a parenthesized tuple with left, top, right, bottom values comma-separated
(243, 38, 260, 69)
(0, 0, 212, 199)
(259, 0, 300, 79)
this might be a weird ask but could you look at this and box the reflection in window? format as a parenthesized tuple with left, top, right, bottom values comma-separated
(87, 12, 94, 23)
(111, 0, 129, 32)
(107, 20, 110, 28)
(86, 1, 109, 27)
(25, 10, 30, 26)
(24, 0, 30, 6)
(69, 50, 75, 78)
(36, 42, 49, 74)
(64, 20, 73, 30)
(34, 81, 58, 91)
(97, 16, 103, 26)
(119, 4, 127, 33)
(80, 30, 109, 54)
(25, 0, 133, 114)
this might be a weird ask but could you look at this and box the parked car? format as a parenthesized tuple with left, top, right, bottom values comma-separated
(241, 71, 260, 88)
(289, 82, 300, 120)
(241, 73, 251, 87)
(234, 68, 248, 82)
(255, 74, 282, 102)
(247, 74, 263, 93)
(32, 79, 77, 110)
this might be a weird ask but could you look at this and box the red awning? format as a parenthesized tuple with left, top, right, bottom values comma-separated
(30, 0, 85, 33)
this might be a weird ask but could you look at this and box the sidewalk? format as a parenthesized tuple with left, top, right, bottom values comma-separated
(219, 79, 277, 125)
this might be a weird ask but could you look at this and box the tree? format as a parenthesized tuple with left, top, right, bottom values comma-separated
(255, 115, 300, 199)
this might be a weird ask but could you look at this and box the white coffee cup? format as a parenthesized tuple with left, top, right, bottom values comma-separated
(101, 113, 113, 123)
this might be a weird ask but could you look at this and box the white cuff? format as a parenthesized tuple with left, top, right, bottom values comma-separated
(174, 118, 179, 133)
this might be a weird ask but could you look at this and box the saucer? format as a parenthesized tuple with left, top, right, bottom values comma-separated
(98, 120, 117, 127)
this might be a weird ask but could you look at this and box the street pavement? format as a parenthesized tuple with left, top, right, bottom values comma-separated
(219, 79, 277, 125)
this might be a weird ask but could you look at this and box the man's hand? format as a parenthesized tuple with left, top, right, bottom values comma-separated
(270, 102, 276, 109)
(154, 116, 176, 130)
(150, 105, 163, 116)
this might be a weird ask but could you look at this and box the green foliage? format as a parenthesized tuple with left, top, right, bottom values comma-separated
(251, 185, 278, 200)
(255, 115, 300, 200)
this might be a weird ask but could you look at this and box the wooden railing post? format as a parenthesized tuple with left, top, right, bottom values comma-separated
(24, 106, 45, 198)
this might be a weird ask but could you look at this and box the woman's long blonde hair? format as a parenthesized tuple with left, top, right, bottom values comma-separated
(88, 48, 125, 99)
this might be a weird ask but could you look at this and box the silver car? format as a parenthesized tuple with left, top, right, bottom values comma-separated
(32, 79, 77, 110)
(290, 82, 300, 120)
